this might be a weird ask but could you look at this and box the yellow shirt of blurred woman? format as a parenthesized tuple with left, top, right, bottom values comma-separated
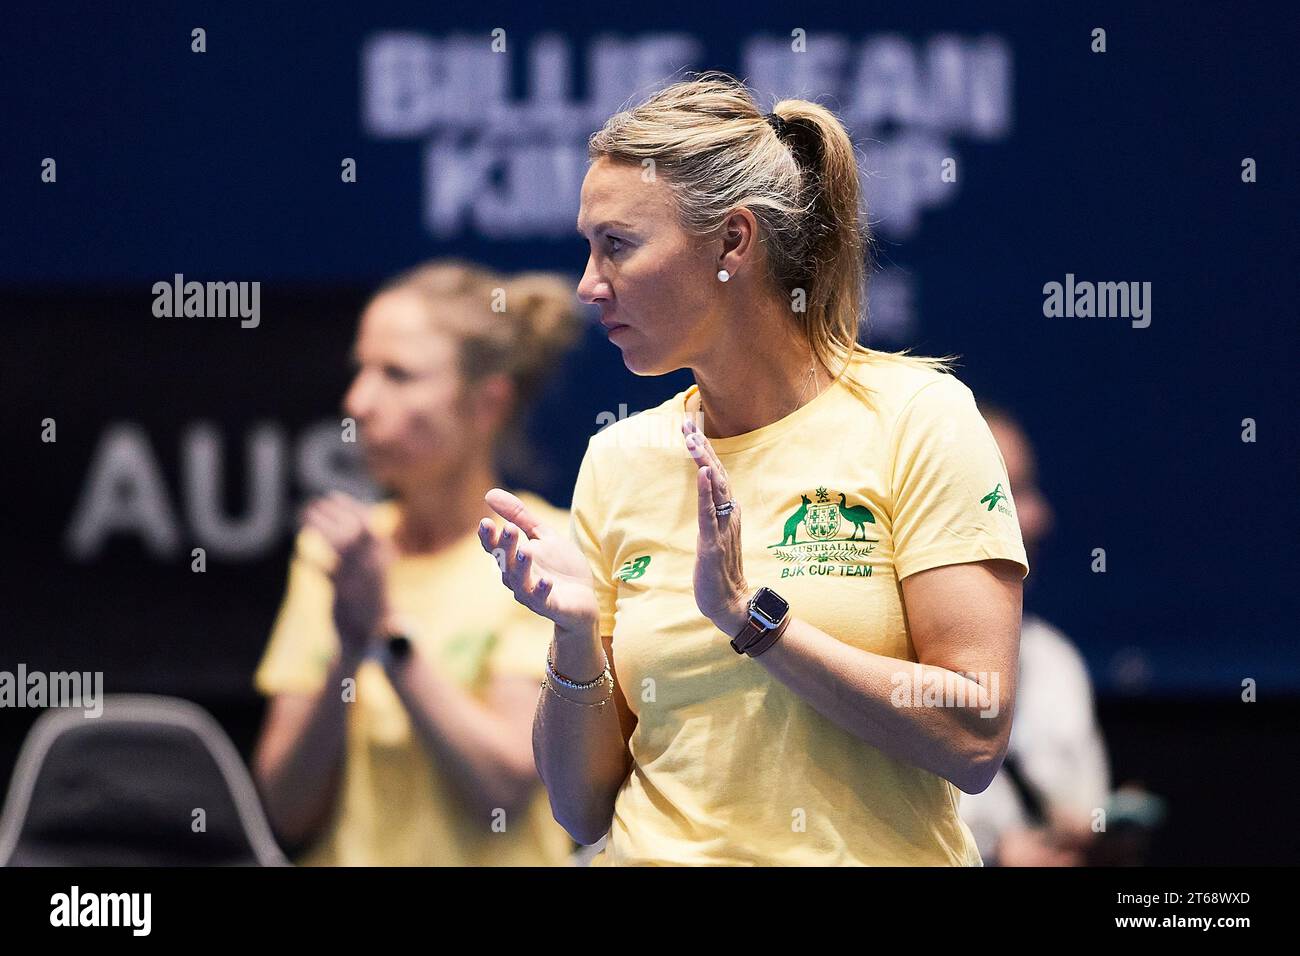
(570, 356, 1029, 866)
(254, 492, 574, 867)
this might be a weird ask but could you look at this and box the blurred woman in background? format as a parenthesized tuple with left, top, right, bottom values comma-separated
(252, 260, 583, 865)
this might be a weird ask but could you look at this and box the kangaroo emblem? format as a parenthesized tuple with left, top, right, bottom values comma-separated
(781, 495, 811, 545)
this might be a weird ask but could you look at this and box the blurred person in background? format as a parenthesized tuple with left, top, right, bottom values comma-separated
(251, 260, 583, 865)
(959, 406, 1110, 866)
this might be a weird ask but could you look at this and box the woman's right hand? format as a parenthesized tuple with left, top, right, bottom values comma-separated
(479, 488, 598, 635)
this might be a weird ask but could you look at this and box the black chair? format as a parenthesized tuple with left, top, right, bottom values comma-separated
(0, 694, 288, 866)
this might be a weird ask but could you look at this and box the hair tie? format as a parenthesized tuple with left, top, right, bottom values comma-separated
(764, 112, 790, 140)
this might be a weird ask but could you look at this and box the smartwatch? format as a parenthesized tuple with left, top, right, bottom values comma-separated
(388, 633, 411, 658)
(380, 631, 412, 665)
(729, 587, 791, 657)
(376, 613, 417, 666)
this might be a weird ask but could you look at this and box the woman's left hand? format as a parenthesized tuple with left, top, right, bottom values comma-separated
(683, 418, 752, 636)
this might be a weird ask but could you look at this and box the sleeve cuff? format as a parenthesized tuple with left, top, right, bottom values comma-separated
(895, 542, 1030, 582)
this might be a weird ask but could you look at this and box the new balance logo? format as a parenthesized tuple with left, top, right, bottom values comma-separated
(616, 555, 651, 582)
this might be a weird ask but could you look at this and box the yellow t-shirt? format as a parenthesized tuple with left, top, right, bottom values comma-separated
(253, 491, 574, 867)
(568, 356, 1029, 866)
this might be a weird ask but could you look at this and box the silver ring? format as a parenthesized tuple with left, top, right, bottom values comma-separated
(714, 497, 736, 517)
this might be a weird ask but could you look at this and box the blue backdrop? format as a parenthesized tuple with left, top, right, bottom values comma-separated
(2, 1, 1296, 696)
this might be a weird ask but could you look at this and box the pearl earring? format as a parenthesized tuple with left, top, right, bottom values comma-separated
(717, 269, 730, 282)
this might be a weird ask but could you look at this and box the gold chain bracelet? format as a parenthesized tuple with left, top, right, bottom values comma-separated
(541, 673, 613, 708)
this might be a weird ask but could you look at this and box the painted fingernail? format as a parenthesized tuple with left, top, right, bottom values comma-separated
(516, 551, 526, 563)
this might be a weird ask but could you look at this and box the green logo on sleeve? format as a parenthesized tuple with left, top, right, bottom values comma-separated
(616, 555, 651, 582)
(980, 483, 1013, 516)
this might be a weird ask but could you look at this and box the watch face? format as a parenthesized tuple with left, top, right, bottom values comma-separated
(752, 587, 789, 623)
(386, 634, 412, 661)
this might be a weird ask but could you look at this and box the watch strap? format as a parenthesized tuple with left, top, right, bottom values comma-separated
(742, 615, 791, 658)
(730, 617, 765, 655)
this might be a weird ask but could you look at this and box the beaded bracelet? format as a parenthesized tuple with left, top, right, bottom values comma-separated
(546, 650, 611, 691)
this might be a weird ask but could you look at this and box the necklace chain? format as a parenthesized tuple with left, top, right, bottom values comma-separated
(696, 358, 821, 422)
(791, 359, 819, 413)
